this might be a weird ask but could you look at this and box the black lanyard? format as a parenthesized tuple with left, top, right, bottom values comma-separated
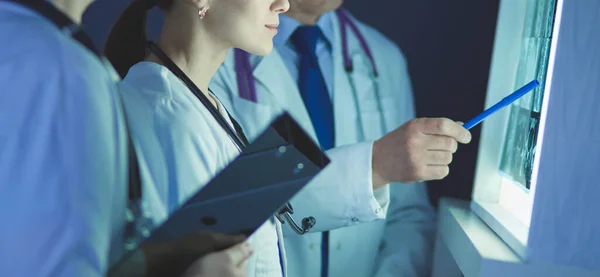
(5, 0, 143, 202)
(147, 42, 249, 149)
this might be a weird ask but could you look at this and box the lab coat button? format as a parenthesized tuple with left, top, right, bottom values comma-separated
(351, 217, 359, 223)
(375, 207, 382, 213)
(309, 243, 315, 249)
(336, 242, 342, 250)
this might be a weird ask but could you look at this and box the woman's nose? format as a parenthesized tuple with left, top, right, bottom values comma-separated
(272, 0, 290, 14)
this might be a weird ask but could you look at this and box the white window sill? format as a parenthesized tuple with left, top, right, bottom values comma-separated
(471, 199, 528, 259)
(432, 197, 599, 277)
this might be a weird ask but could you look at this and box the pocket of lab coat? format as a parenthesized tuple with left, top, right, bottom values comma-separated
(358, 98, 400, 141)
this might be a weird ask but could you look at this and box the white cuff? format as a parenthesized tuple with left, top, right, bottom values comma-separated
(331, 141, 389, 225)
(285, 142, 389, 234)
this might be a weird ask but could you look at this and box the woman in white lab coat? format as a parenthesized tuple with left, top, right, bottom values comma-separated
(105, 0, 290, 276)
(0, 1, 253, 276)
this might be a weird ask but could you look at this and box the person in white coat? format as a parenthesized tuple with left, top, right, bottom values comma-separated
(0, 0, 128, 276)
(103, 0, 422, 275)
(209, 1, 473, 276)
(105, 0, 294, 276)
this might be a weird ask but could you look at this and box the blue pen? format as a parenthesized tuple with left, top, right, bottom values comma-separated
(463, 80, 540, 130)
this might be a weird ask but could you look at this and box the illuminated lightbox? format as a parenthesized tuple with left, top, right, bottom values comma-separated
(470, 0, 556, 259)
(471, 0, 600, 271)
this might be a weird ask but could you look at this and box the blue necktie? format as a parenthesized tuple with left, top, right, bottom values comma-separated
(291, 25, 333, 277)
(291, 26, 335, 150)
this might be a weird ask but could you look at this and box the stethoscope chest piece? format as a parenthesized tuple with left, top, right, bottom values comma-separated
(275, 203, 316, 235)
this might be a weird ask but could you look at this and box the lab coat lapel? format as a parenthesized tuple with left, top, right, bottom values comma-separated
(252, 50, 319, 143)
(331, 14, 373, 146)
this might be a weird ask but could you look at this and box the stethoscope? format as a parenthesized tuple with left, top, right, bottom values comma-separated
(233, 10, 386, 276)
(234, 8, 388, 141)
(6, 0, 153, 253)
(148, 42, 316, 235)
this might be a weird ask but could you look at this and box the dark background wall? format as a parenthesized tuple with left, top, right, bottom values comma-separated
(82, 0, 500, 207)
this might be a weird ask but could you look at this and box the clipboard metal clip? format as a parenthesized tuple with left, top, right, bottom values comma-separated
(275, 202, 316, 235)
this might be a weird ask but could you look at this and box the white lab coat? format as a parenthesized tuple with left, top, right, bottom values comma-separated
(210, 11, 435, 277)
(0, 2, 128, 276)
(119, 62, 285, 277)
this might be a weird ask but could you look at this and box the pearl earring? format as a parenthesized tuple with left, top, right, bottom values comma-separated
(199, 7, 209, 19)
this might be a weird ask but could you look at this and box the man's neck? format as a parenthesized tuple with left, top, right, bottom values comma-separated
(285, 10, 322, 26)
(51, 0, 92, 23)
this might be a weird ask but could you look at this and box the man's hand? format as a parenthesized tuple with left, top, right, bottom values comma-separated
(372, 118, 472, 188)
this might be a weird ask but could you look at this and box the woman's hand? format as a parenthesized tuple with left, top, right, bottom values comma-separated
(180, 243, 253, 277)
(142, 231, 247, 277)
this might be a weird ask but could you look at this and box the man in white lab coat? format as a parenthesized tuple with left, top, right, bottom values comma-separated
(210, 1, 472, 276)
(0, 0, 129, 276)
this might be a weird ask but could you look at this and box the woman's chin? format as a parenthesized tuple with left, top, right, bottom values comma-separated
(243, 43, 273, 57)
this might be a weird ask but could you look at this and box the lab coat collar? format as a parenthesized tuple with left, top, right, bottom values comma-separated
(242, 12, 336, 144)
(123, 62, 176, 96)
(250, 50, 318, 141)
(239, 11, 368, 147)
(220, 11, 371, 146)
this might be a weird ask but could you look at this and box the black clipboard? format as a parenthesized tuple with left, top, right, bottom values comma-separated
(147, 112, 329, 241)
(109, 112, 329, 275)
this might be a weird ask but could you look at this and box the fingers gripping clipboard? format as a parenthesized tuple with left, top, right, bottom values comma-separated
(145, 112, 330, 243)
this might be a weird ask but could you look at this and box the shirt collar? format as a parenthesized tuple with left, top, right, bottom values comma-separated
(274, 11, 335, 48)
